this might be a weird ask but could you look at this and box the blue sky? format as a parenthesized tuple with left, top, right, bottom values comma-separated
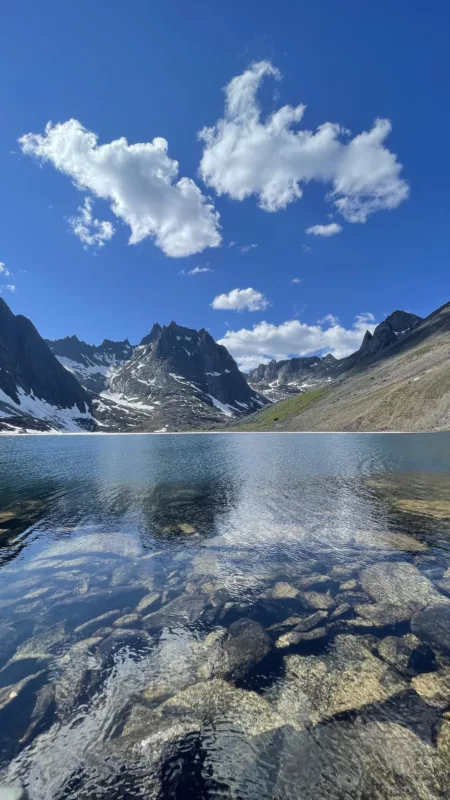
(1, 0, 449, 369)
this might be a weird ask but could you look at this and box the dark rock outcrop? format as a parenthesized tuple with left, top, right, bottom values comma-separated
(0, 298, 92, 431)
(46, 334, 134, 392)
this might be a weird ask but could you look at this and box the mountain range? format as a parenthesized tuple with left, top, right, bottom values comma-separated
(0, 298, 268, 433)
(239, 302, 450, 432)
(0, 297, 448, 433)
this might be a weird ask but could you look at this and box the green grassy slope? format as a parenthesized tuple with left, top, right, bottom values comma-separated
(232, 388, 329, 431)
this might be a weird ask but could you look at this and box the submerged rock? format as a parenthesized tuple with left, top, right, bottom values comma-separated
(141, 594, 209, 630)
(275, 626, 328, 650)
(20, 683, 55, 745)
(299, 591, 335, 610)
(412, 669, 450, 709)
(74, 610, 121, 637)
(411, 603, 450, 654)
(161, 678, 284, 737)
(273, 718, 447, 800)
(135, 592, 160, 614)
(266, 582, 299, 599)
(219, 618, 271, 679)
(113, 613, 142, 629)
(360, 561, 441, 616)
(12, 623, 67, 661)
(392, 498, 450, 520)
(378, 634, 436, 677)
(353, 602, 411, 626)
(354, 530, 427, 552)
(54, 637, 102, 719)
(274, 634, 407, 728)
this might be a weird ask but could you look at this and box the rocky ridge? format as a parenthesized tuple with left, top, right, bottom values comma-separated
(248, 310, 423, 401)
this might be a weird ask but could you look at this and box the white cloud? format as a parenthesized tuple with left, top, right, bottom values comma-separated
(1, 283, 16, 294)
(211, 287, 270, 312)
(69, 197, 115, 248)
(184, 266, 212, 275)
(0, 262, 11, 277)
(218, 312, 376, 369)
(306, 223, 342, 237)
(291, 277, 301, 284)
(240, 243, 258, 253)
(20, 119, 221, 258)
(199, 61, 408, 224)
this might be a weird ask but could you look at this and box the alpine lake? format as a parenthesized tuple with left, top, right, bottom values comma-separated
(1, 432, 450, 799)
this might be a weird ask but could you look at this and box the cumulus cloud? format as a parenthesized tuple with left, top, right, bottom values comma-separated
(19, 119, 221, 257)
(306, 223, 342, 237)
(218, 312, 376, 369)
(0, 262, 11, 276)
(199, 61, 408, 224)
(69, 197, 115, 248)
(211, 287, 270, 312)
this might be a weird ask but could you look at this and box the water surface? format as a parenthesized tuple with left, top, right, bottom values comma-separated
(1, 433, 450, 799)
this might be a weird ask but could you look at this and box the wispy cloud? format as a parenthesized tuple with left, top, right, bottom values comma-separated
(240, 243, 258, 253)
(0, 262, 12, 277)
(181, 265, 213, 275)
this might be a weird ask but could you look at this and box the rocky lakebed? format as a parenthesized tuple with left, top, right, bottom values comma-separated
(0, 433, 450, 798)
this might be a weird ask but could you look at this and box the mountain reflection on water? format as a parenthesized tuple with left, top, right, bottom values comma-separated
(0, 432, 450, 799)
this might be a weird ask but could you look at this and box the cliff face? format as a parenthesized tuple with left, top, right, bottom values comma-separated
(0, 298, 92, 432)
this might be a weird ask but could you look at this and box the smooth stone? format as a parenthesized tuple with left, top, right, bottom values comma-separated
(36, 532, 141, 560)
(330, 603, 352, 620)
(275, 626, 328, 649)
(142, 594, 209, 630)
(135, 592, 160, 614)
(266, 582, 299, 599)
(267, 616, 305, 632)
(299, 591, 335, 610)
(412, 669, 450, 709)
(354, 530, 427, 552)
(219, 618, 271, 679)
(392, 498, 450, 519)
(354, 602, 412, 626)
(161, 679, 284, 737)
(97, 629, 152, 663)
(0, 671, 46, 713)
(55, 637, 102, 718)
(113, 613, 142, 629)
(272, 718, 448, 800)
(360, 561, 441, 615)
(275, 634, 407, 728)
(378, 634, 436, 677)
(74, 610, 121, 637)
(411, 603, 450, 654)
(330, 564, 357, 580)
(20, 683, 55, 745)
(13, 623, 67, 660)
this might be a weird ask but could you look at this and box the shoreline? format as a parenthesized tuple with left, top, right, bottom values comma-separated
(0, 429, 447, 437)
